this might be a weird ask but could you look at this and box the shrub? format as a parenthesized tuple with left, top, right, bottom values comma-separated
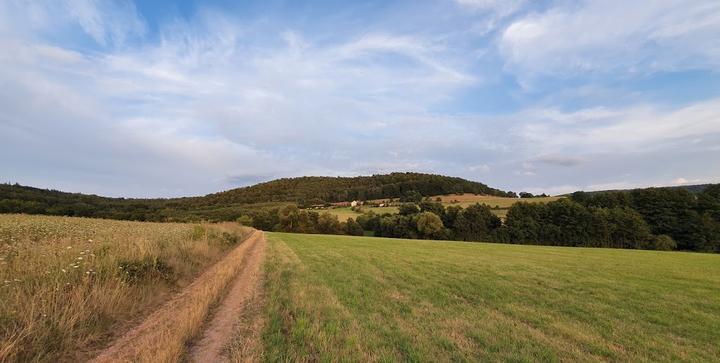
(118, 257, 174, 283)
(221, 232, 239, 245)
(236, 215, 254, 226)
(653, 235, 677, 251)
(191, 225, 206, 240)
(345, 218, 364, 236)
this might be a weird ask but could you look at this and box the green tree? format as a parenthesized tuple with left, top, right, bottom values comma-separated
(345, 218, 364, 236)
(316, 212, 342, 234)
(453, 204, 501, 242)
(416, 212, 445, 239)
(236, 215, 254, 226)
(398, 203, 420, 216)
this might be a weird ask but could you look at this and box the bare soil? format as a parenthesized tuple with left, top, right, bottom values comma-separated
(188, 230, 266, 362)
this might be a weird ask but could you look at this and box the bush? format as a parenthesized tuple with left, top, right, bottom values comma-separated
(191, 225, 206, 240)
(221, 232, 239, 245)
(398, 203, 420, 216)
(653, 235, 677, 251)
(236, 215, 254, 226)
(345, 218, 364, 236)
(118, 257, 174, 284)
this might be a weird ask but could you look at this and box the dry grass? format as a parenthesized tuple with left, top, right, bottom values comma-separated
(0, 214, 251, 362)
(430, 193, 561, 208)
(93, 231, 262, 363)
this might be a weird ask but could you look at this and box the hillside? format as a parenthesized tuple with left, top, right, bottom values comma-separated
(204, 173, 511, 205)
(0, 173, 510, 222)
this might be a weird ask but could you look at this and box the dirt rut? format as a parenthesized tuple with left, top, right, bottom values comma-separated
(92, 231, 266, 363)
(188, 229, 265, 362)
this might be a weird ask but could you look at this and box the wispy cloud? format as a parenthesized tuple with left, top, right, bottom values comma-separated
(0, 0, 719, 197)
(500, 0, 720, 80)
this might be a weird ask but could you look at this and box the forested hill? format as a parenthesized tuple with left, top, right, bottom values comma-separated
(205, 173, 512, 205)
(0, 173, 510, 221)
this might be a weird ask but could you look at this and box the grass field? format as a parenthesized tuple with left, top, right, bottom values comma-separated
(0, 214, 251, 361)
(325, 206, 400, 221)
(430, 193, 561, 208)
(261, 232, 720, 362)
(326, 194, 559, 221)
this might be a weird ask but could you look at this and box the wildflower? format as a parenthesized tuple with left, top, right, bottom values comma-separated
(66, 246, 72, 249)
(61, 269, 67, 273)
(77, 257, 83, 260)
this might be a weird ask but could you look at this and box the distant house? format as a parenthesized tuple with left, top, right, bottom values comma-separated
(351, 200, 358, 207)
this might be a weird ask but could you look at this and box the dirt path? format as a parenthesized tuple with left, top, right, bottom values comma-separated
(92, 231, 266, 363)
(188, 229, 266, 362)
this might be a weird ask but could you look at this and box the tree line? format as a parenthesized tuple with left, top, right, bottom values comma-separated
(241, 185, 720, 253)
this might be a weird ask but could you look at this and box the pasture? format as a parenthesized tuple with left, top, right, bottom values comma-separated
(325, 206, 400, 221)
(262, 232, 720, 362)
(326, 194, 560, 221)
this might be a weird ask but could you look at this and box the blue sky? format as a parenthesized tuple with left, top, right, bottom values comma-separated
(1, 0, 719, 197)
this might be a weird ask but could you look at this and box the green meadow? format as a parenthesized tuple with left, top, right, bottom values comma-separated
(261, 233, 720, 362)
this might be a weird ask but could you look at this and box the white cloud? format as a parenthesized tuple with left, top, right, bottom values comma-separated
(0, 6, 482, 196)
(1, 1, 719, 198)
(65, 0, 146, 46)
(455, 0, 526, 17)
(517, 99, 720, 154)
(500, 0, 720, 79)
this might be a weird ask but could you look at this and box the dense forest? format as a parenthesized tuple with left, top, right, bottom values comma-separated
(0, 173, 509, 222)
(246, 185, 720, 253)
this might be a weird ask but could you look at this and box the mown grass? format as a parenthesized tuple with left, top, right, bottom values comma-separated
(261, 233, 720, 362)
(0, 214, 251, 361)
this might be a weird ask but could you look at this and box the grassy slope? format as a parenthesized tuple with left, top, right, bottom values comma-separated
(324, 195, 559, 221)
(431, 193, 561, 208)
(262, 233, 720, 362)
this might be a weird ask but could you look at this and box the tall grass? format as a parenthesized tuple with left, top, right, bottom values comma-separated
(0, 214, 251, 361)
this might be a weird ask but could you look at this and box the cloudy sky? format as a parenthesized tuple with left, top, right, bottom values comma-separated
(1, 0, 719, 197)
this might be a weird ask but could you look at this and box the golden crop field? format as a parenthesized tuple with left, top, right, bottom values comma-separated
(0, 214, 251, 362)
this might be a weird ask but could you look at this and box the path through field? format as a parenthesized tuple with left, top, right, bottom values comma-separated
(188, 229, 265, 362)
(92, 230, 266, 363)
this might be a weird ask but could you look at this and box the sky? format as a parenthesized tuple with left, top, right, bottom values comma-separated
(1, 0, 719, 198)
